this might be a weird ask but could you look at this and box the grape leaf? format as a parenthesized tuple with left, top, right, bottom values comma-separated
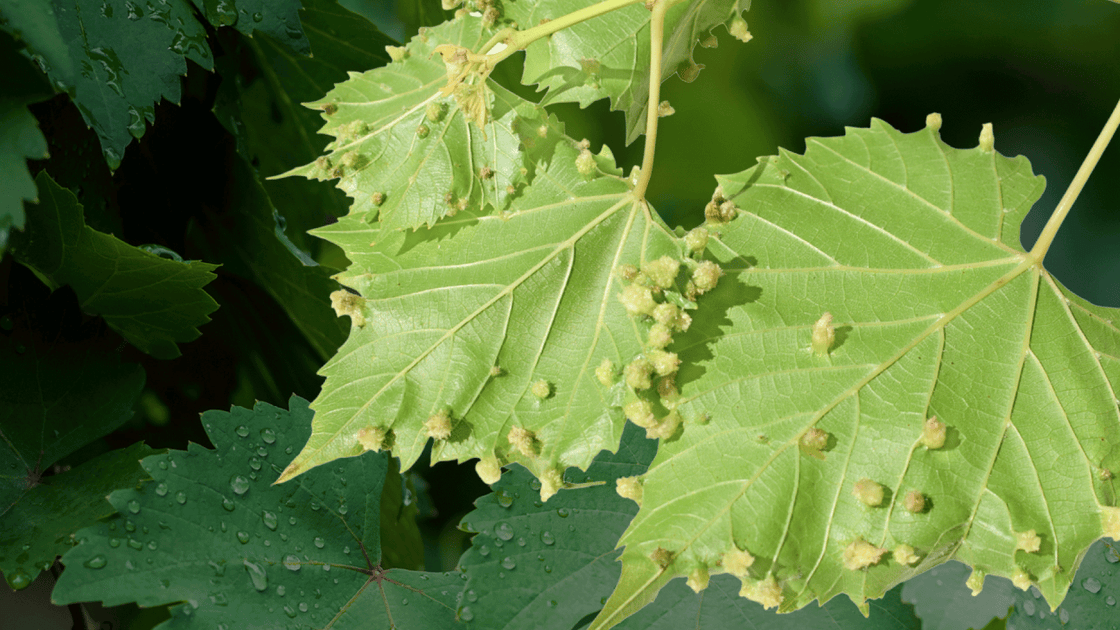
(0, 295, 147, 590)
(610, 575, 920, 630)
(0, 0, 305, 169)
(186, 0, 308, 54)
(276, 137, 681, 490)
(0, 443, 156, 592)
(902, 561, 1013, 630)
(215, 0, 392, 245)
(281, 16, 554, 232)
(9, 173, 219, 359)
(198, 155, 347, 361)
(455, 422, 658, 630)
(52, 396, 463, 629)
(505, 0, 747, 144)
(0, 31, 51, 256)
(593, 118, 1120, 628)
(1005, 540, 1120, 629)
(457, 422, 922, 630)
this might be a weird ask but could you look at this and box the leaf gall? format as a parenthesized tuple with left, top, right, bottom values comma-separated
(842, 538, 887, 570)
(852, 478, 884, 507)
(811, 312, 835, 356)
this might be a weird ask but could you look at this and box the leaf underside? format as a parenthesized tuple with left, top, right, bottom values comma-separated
(594, 118, 1120, 628)
(506, 0, 747, 144)
(53, 397, 461, 629)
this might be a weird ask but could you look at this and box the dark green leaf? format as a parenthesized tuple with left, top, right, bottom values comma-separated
(9, 173, 219, 359)
(52, 397, 463, 629)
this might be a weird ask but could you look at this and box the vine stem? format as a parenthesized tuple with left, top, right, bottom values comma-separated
(1029, 97, 1120, 263)
(483, 0, 645, 64)
(632, 0, 683, 201)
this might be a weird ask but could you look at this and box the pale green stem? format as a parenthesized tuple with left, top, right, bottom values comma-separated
(486, 0, 645, 65)
(1029, 97, 1120, 263)
(632, 0, 680, 201)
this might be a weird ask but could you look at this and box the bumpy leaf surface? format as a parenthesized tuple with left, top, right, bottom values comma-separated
(278, 136, 682, 486)
(284, 16, 553, 232)
(0, 33, 51, 256)
(1005, 540, 1120, 629)
(594, 119, 1120, 627)
(0, 308, 147, 589)
(9, 173, 219, 359)
(0, 0, 305, 168)
(457, 422, 920, 630)
(53, 397, 462, 629)
(505, 0, 746, 144)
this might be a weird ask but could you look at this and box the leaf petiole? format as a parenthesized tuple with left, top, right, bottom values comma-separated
(1029, 97, 1120, 263)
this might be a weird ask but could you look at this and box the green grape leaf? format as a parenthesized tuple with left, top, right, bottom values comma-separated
(593, 118, 1120, 628)
(281, 16, 553, 232)
(457, 422, 921, 630)
(0, 0, 214, 168)
(379, 456, 425, 571)
(0, 298, 147, 590)
(505, 0, 747, 145)
(456, 422, 658, 630)
(902, 562, 1013, 630)
(1005, 540, 1120, 629)
(200, 156, 347, 361)
(9, 173, 219, 359)
(0, 31, 51, 256)
(0, 443, 156, 592)
(277, 137, 683, 491)
(187, 0, 308, 54)
(611, 576, 920, 630)
(52, 396, 463, 628)
(215, 0, 392, 244)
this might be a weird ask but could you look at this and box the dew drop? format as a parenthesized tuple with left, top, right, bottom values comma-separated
(261, 428, 277, 444)
(249, 457, 262, 471)
(501, 557, 516, 570)
(544, 565, 552, 574)
(1106, 546, 1120, 564)
(147, 540, 157, 551)
(460, 607, 474, 622)
(127, 500, 141, 514)
(175, 492, 187, 505)
(496, 490, 514, 508)
(237, 531, 250, 544)
(1058, 608, 1070, 624)
(289, 517, 297, 526)
(314, 537, 326, 549)
(338, 503, 348, 516)
(235, 425, 250, 437)
(83, 556, 107, 569)
(495, 522, 514, 541)
(283, 605, 297, 618)
(229, 475, 250, 495)
(1082, 577, 1102, 593)
(262, 511, 278, 530)
(222, 498, 236, 511)
(478, 545, 490, 557)
(252, 11, 263, 22)
(466, 590, 477, 602)
(158, 461, 167, 470)
(556, 508, 570, 518)
(1023, 600, 1036, 616)
(1106, 595, 1116, 606)
(209, 591, 228, 606)
(243, 560, 268, 591)
(277, 585, 286, 596)
(541, 531, 555, 545)
(128, 539, 142, 550)
(343, 546, 351, 555)
(517, 537, 527, 547)
(155, 483, 168, 497)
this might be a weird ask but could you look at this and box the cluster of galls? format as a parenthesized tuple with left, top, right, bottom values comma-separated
(602, 237, 723, 445)
(432, 40, 493, 130)
(443, 0, 502, 28)
(704, 185, 738, 224)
